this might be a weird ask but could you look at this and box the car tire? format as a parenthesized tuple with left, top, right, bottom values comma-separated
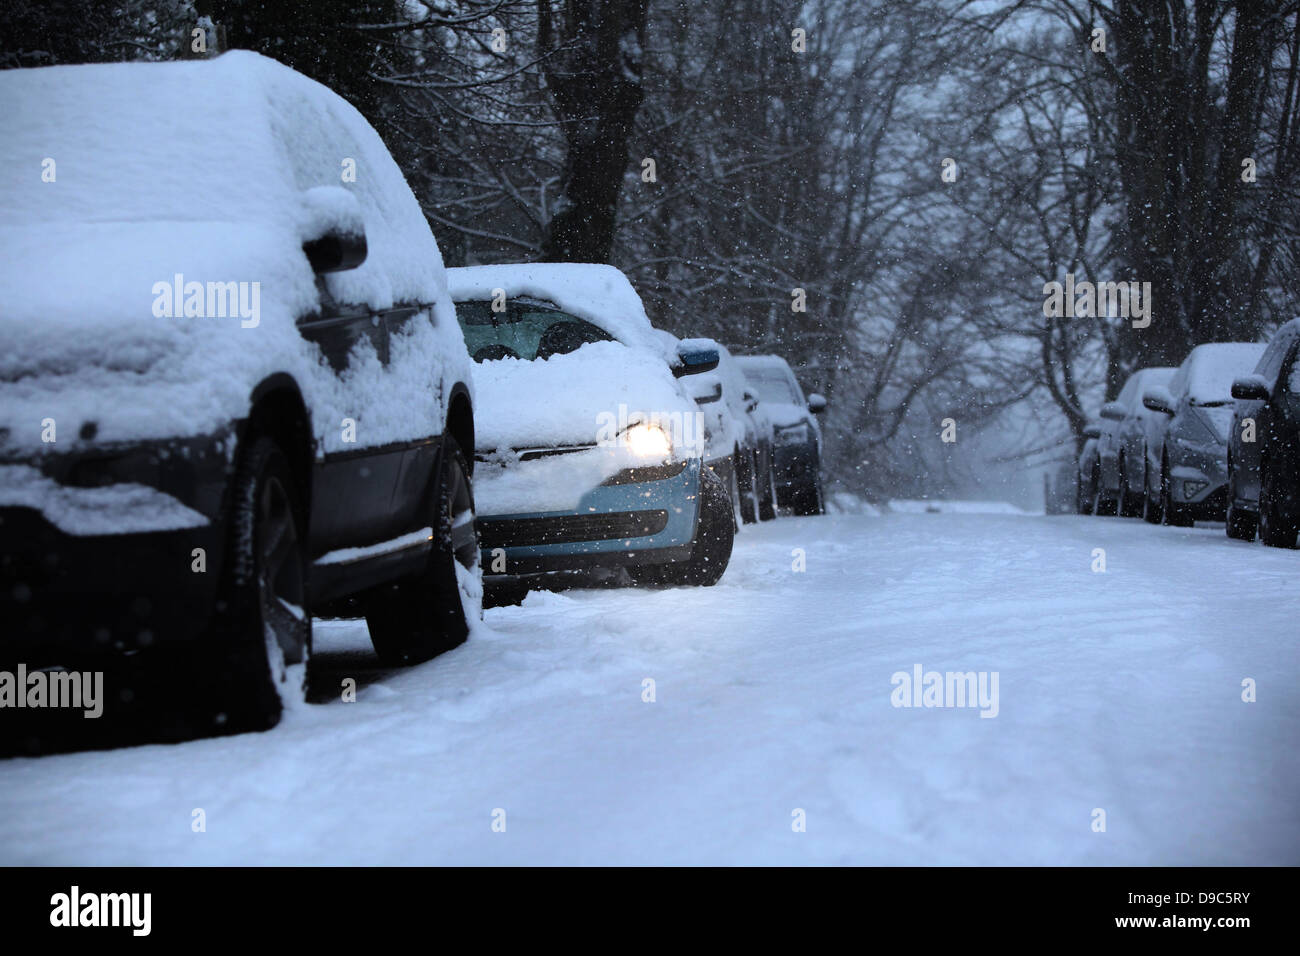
(1258, 458, 1300, 549)
(790, 475, 824, 516)
(1225, 502, 1259, 541)
(758, 455, 778, 521)
(203, 435, 311, 734)
(1092, 466, 1116, 516)
(1117, 457, 1140, 517)
(1142, 454, 1163, 524)
(366, 436, 481, 665)
(632, 466, 733, 587)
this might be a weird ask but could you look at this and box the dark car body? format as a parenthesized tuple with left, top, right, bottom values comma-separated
(1097, 366, 1175, 517)
(736, 355, 826, 515)
(1142, 342, 1266, 525)
(1227, 318, 1300, 546)
(682, 341, 779, 524)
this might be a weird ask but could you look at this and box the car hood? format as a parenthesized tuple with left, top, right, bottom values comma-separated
(471, 340, 699, 454)
(1189, 404, 1234, 444)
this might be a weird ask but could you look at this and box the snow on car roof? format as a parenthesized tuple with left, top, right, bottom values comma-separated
(1180, 342, 1268, 402)
(0, 50, 446, 320)
(446, 263, 670, 360)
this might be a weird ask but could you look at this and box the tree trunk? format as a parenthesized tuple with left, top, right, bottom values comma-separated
(538, 0, 649, 263)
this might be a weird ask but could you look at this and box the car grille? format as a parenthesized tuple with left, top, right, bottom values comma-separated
(478, 510, 669, 549)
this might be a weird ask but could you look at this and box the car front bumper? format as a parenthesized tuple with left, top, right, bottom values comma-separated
(1168, 440, 1229, 518)
(476, 458, 702, 576)
(0, 433, 233, 666)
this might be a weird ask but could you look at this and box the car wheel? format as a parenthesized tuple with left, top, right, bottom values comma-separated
(1142, 453, 1163, 523)
(759, 457, 779, 520)
(1225, 502, 1259, 541)
(1259, 457, 1299, 548)
(790, 474, 824, 516)
(1092, 466, 1116, 516)
(367, 435, 481, 665)
(744, 451, 764, 524)
(728, 458, 745, 531)
(1117, 457, 1139, 517)
(205, 436, 311, 734)
(632, 466, 733, 587)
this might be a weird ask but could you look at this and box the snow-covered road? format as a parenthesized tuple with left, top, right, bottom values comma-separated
(2, 512, 1297, 865)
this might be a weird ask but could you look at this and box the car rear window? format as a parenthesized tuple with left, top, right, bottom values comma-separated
(745, 367, 802, 404)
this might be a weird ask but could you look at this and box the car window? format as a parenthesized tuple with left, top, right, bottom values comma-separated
(746, 366, 802, 404)
(454, 301, 613, 362)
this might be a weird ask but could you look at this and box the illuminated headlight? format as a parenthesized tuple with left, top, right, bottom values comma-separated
(775, 423, 810, 446)
(1183, 480, 1208, 500)
(624, 423, 672, 459)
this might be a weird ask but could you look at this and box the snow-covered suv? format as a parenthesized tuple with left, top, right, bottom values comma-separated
(0, 53, 478, 737)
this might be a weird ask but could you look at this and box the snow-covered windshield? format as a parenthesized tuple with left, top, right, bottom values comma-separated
(1185, 344, 1267, 404)
(745, 366, 801, 404)
(455, 301, 614, 362)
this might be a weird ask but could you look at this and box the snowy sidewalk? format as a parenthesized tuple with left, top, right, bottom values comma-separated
(2, 513, 1297, 864)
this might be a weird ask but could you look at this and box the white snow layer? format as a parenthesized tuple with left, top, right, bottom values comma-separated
(446, 263, 673, 363)
(0, 52, 471, 454)
(1181, 343, 1267, 403)
(0, 465, 209, 535)
(1, 513, 1295, 864)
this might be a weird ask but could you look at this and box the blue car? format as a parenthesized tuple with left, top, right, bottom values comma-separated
(446, 264, 733, 593)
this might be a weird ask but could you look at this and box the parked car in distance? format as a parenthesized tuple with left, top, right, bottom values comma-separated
(1142, 342, 1267, 526)
(1227, 318, 1300, 546)
(0, 53, 479, 737)
(1077, 422, 1101, 514)
(678, 339, 779, 526)
(736, 354, 827, 515)
(1101, 366, 1175, 519)
(447, 263, 733, 593)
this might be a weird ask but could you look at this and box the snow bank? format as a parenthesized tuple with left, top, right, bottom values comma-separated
(888, 499, 1034, 515)
(826, 491, 883, 516)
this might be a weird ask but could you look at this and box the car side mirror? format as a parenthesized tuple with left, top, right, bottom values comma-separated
(300, 186, 367, 274)
(1082, 423, 1101, 439)
(1100, 401, 1126, 421)
(673, 340, 720, 377)
(1142, 386, 1176, 416)
(807, 392, 827, 414)
(1231, 375, 1270, 402)
(743, 388, 759, 413)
